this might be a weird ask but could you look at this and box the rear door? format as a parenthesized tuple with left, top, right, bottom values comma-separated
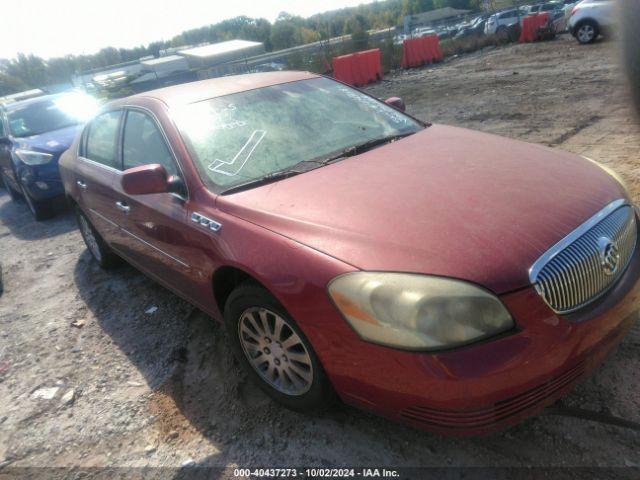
(109, 108, 196, 298)
(75, 109, 124, 244)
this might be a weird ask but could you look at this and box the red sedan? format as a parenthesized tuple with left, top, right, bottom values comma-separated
(59, 72, 639, 435)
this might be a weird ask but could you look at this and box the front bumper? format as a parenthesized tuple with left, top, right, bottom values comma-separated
(22, 179, 65, 201)
(305, 244, 640, 436)
(18, 162, 64, 201)
(568, 17, 578, 35)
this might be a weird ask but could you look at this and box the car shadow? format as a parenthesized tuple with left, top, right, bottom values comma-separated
(72, 250, 638, 472)
(0, 190, 75, 240)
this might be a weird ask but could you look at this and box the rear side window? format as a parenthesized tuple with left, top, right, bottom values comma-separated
(85, 110, 121, 168)
(499, 10, 517, 19)
(122, 110, 177, 176)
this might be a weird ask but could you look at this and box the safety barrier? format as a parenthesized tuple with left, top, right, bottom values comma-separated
(401, 35, 443, 69)
(332, 48, 382, 87)
(519, 12, 550, 43)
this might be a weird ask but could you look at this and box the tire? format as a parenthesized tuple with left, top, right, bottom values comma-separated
(1, 172, 20, 201)
(575, 20, 599, 44)
(75, 206, 120, 269)
(507, 23, 521, 42)
(224, 283, 336, 413)
(18, 181, 53, 221)
(495, 26, 509, 42)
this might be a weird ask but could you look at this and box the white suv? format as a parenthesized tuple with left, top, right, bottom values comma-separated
(484, 9, 521, 35)
(568, 0, 617, 43)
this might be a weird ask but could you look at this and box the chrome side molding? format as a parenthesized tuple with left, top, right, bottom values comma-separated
(191, 212, 222, 232)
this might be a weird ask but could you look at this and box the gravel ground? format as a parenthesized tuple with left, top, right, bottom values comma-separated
(0, 34, 639, 478)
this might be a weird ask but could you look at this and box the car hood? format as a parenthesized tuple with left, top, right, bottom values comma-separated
(15, 124, 81, 155)
(217, 125, 627, 294)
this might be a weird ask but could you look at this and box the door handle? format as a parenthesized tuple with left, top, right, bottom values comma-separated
(115, 201, 131, 214)
(76, 180, 87, 190)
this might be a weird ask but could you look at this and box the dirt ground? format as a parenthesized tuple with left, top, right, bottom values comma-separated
(1, 34, 639, 478)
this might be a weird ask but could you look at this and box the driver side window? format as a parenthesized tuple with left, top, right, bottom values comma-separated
(122, 110, 177, 176)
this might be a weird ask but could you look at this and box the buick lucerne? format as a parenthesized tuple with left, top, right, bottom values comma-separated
(59, 72, 639, 435)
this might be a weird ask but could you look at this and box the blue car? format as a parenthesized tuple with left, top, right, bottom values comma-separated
(0, 92, 98, 220)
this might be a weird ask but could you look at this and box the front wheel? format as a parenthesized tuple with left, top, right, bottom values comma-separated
(224, 283, 336, 413)
(75, 206, 120, 269)
(1, 172, 21, 201)
(575, 20, 599, 44)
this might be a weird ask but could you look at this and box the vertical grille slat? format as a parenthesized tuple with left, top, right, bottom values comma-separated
(530, 203, 637, 314)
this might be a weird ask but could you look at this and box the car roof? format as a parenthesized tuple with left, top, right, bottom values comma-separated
(111, 71, 320, 109)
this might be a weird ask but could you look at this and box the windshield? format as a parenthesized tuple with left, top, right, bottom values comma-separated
(172, 77, 423, 192)
(7, 93, 98, 138)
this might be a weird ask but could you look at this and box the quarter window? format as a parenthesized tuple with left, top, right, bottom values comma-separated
(122, 110, 177, 176)
(85, 110, 121, 168)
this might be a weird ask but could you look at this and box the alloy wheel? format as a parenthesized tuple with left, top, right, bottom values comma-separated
(238, 307, 314, 396)
(577, 24, 595, 43)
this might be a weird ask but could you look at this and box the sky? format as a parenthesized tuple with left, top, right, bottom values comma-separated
(0, 0, 374, 60)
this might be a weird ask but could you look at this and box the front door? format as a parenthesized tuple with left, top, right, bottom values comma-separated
(109, 108, 196, 300)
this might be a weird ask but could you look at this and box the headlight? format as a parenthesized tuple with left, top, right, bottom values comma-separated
(14, 149, 54, 166)
(582, 155, 628, 191)
(328, 272, 514, 350)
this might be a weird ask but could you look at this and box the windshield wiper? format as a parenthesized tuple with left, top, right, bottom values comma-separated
(314, 132, 417, 165)
(221, 168, 304, 195)
(221, 132, 416, 195)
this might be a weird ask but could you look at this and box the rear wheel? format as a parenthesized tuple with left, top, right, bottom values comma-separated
(575, 20, 599, 44)
(495, 25, 510, 43)
(75, 206, 120, 268)
(224, 283, 336, 413)
(19, 181, 53, 221)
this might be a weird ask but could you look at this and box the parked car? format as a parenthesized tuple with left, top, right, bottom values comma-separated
(61, 72, 638, 435)
(434, 26, 455, 39)
(455, 15, 488, 39)
(563, 0, 582, 19)
(393, 33, 409, 45)
(0, 92, 98, 220)
(568, 0, 617, 43)
(548, 0, 582, 31)
(412, 27, 436, 38)
(484, 9, 522, 35)
(525, 2, 564, 16)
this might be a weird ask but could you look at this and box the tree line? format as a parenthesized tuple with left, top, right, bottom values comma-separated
(0, 0, 480, 96)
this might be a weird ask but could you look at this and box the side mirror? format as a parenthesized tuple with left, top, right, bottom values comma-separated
(167, 175, 187, 198)
(121, 164, 168, 195)
(0, 137, 11, 147)
(384, 97, 406, 112)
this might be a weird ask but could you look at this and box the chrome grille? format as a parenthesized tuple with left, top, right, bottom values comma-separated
(529, 200, 637, 314)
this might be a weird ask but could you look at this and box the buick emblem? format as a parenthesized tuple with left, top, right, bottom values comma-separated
(598, 236, 620, 276)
